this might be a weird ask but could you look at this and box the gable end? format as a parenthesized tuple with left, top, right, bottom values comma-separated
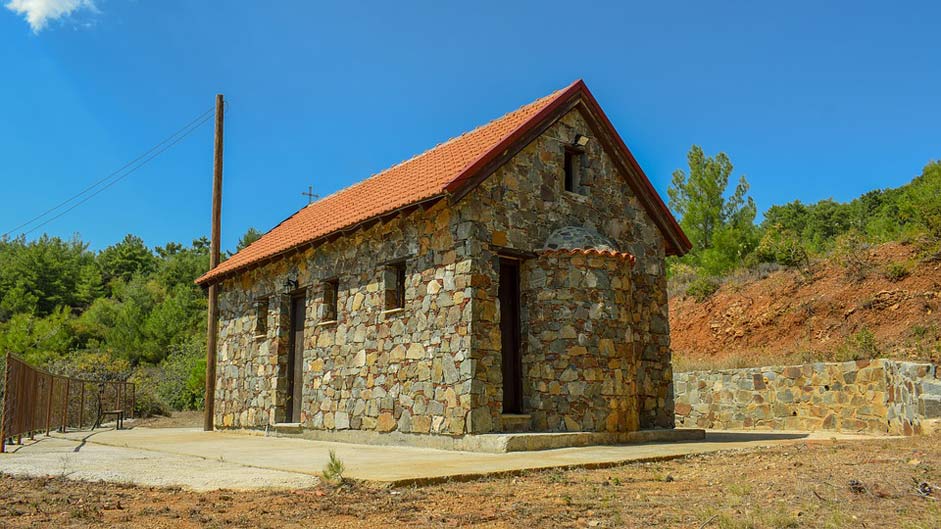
(446, 83, 691, 256)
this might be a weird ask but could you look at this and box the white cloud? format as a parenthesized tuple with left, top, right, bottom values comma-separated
(5, 0, 97, 33)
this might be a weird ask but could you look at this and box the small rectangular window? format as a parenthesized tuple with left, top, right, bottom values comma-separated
(564, 149, 578, 193)
(323, 279, 339, 322)
(384, 262, 406, 310)
(255, 298, 269, 337)
(563, 148, 579, 193)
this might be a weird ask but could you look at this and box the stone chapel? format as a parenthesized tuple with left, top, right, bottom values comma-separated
(195, 80, 692, 447)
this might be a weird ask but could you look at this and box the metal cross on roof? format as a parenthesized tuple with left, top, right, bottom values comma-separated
(302, 185, 319, 204)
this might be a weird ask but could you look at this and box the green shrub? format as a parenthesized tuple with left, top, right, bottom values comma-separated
(905, 161, 941, 241)
(883, 261, 912, 282)
(666, 261, 699, 298)
(322, 449, 345, 485)
(686, 277, 720, 302)
(0, 308, 76, 366)
(45, 350, 131, 380)
(754, 225, 808, 268)
(835, 328, 879, 361)
(852, 328, 879, 357)
(0, 355, 5, 401)
(129, 366, 171, 417)
(182, 357, 207, 410)
(832, 230, 871, 281)
(125, 340, 206, 417)
(907, 325, 941, 364)
(916, 236, 941, 262)
(157, 340, 206, 411)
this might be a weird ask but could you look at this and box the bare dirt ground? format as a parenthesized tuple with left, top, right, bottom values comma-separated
(1, 433, 938, 528)
(671, 242, 941, 370)
(129, 410, 202, 429)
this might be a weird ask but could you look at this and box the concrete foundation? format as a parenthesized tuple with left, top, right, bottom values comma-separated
(235, 424, 706, 453)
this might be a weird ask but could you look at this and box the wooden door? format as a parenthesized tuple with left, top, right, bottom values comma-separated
(499, 258, 523, 414)
(285, 293, 306, 423)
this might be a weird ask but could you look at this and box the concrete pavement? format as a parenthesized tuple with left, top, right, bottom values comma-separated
(0, 427, 887, 490)
(0, 435, 320, 491)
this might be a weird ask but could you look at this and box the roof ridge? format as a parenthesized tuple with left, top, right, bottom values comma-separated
(257, 84, 578, 248)
(304, 84, 574, 208)
(396, 87, 568, 164)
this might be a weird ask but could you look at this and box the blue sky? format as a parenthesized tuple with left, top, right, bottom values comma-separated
(2, 1, 939, 252)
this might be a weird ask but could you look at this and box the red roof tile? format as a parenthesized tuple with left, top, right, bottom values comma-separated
(196, 80, 688, 285)
(539, 248, 637, 266)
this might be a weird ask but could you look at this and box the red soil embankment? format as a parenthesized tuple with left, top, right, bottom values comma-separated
(670, 242, 941, 369)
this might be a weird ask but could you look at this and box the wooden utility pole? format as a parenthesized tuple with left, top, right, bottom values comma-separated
(204, 94, 224, 431)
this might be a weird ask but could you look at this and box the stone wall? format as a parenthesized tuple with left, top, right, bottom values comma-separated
(215, 200, 476, 435)
(463, 108, 674, 430)
(518, 250, 638, 433)
(884, 361, 941, 435)
(675, 360, 941, 435)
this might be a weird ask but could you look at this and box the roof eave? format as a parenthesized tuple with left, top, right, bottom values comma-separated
(194, 194, 447, 287)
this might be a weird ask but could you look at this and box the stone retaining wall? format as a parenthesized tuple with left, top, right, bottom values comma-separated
(675, 359, 941, 435)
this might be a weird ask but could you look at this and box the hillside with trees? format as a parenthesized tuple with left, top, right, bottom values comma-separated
(668, 148, 941, 370)
(0, 228, 262, 415)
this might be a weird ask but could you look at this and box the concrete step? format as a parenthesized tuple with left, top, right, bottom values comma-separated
(271, 423, 303, 435)
(472, 428, 707, 452)
(499, 414, 532, 433)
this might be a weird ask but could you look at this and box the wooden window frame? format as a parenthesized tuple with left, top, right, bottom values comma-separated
(383, 261, 407, 311)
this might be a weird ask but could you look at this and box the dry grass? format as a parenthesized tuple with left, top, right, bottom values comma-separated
(1, 433, 939, 528)
(673, 334, 881, 372)
(128, 410, 203, 429)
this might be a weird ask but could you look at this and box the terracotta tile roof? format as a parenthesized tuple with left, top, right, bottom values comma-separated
(539, 248, 637, 266)
(196, 80, 689, 286)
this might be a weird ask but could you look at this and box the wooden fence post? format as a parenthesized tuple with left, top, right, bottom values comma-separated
(28, 370, 36, 440)
(0, 353, 11, 453)
(45, 375, 54, 435)
(78, 382, 85, 429)
(60, 378, 70, 433)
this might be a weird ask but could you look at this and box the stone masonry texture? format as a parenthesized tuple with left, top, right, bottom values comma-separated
(213, 108, 675, 437)
(675, 359, 941, 435)
(519, 251, 638, 433)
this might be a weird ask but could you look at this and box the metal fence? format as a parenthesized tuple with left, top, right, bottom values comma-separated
(1, 353, 135, 452)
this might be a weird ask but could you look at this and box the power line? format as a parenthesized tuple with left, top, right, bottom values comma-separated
(3, 107, 215, 238)
(13, 111, 217, 238)
(2, 106, 217, 239)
